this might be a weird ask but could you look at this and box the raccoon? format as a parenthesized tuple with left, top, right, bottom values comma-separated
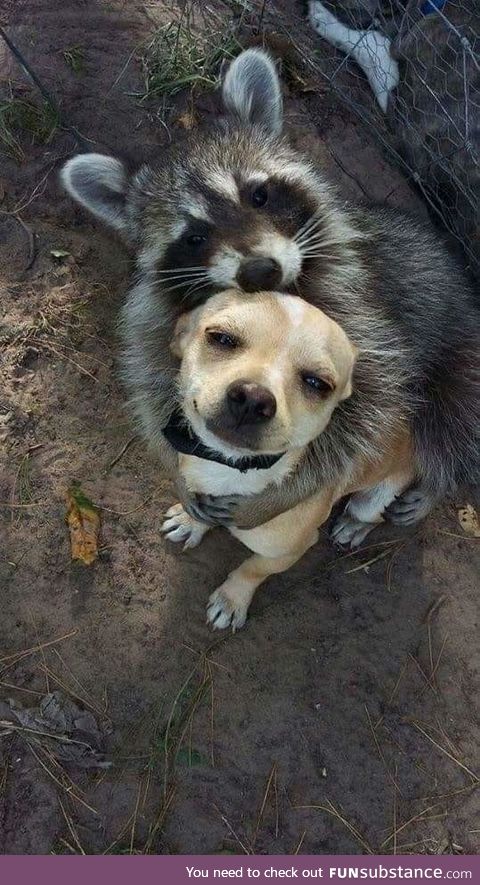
(61, 49, 480, 531)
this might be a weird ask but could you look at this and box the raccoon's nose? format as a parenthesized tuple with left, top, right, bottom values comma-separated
(237, 258, 282, 292)
(226, 381, 277, 425)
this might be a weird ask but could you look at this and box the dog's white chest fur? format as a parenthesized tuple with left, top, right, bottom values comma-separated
(179, 451, 299, 497)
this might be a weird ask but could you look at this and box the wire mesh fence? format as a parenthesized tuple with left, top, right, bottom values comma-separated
(305, 0, 480, 279)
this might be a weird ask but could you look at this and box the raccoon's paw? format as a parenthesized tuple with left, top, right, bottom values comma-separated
(207, 585, 249, 632)
(161, 503, 210, 550)
(330, 513, 378, 550)
(386, 488, 434, 526)
(183, 493, 240, 526)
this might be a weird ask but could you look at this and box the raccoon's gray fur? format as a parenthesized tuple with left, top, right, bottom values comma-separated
(61, 49, 480, 529)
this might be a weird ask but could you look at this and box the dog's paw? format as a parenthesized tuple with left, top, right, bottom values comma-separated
(330, 513, 378, 550)
(160, 503, 209, 550)
(207, 586, 249, 632)
(386, 487, 433, 526)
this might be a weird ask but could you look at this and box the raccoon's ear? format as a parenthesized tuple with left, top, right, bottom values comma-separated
(221, 48, 283, 135)
(61, 154, 129, 233)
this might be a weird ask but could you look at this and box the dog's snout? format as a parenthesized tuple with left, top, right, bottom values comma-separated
(236, 257, 282, 293)
(226, 381, 277, 425)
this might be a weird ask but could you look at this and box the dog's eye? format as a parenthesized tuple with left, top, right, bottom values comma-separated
(301, 373, 333, 396)
(206, 330, 238, 349)
(251, 185, 268, 208)
(186, 234, 207, 248)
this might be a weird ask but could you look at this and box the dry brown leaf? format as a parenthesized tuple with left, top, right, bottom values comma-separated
(66, 483, 100, 565)
(457, 504, 480, 538)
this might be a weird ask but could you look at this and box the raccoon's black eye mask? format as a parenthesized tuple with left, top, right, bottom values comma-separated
(163, 409, 284, 473)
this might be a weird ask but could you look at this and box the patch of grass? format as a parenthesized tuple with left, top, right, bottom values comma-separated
(0, 96, 59, 162)
(0, 102, 24, 162)
(144, 669, 210, 799)
(140, 15, 243, 101)
(90, 646, 223, 855)
(62, 46, 85, 74)
(142, 655, 214, 854)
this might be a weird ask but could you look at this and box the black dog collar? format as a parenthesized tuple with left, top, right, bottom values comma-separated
(163, 410, 284, 473)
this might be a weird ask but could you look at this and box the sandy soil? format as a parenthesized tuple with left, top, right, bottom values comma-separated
(1, 0, 479, 857)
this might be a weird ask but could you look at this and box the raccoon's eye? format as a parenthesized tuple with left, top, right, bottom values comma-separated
(186, 234, 208, 247)
(251, 185, 268, 208)
(301, 373, 334, 396)
(206, 330, 238, 349)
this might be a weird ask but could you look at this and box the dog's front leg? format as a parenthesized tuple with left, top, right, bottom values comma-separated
(207, 545, 315, 632)
(161, 503, 211, 550)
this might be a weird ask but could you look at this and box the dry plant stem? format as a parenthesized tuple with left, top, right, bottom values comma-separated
(295, 800, 373, 854)
(251, 762, 278, 847)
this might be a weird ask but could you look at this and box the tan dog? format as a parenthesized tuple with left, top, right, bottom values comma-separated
(161, 290, 414, 630)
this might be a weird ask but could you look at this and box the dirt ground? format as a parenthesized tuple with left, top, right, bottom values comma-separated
(1, 0, 479, 857)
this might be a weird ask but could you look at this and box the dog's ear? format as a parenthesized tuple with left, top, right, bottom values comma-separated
(61, 153, 129, 233)
(341, 378, 353, 401)
(221, 48, 283, 135)
(171, 312, 195, 359)
(340, 342, 360, 401)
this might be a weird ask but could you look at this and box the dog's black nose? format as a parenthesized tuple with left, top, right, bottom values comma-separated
(226, 381, 277, 425)
(236, 257, 282, 292)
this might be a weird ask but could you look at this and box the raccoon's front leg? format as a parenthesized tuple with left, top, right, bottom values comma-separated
(161, 503, 210, 550)
(208, 461, 318, 530)
(182, 492, 239, 526)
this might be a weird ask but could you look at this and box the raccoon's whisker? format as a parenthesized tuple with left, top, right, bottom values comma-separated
(295, 220, 324, 243)
(156, 265, 207, 275)
(181, 276, 210, 294)
(297, 233, 349, 259)
(157, 271, 207, 280)
(179, 279, 213, 304)
(305, 233, 363, 251)
(154, 274, 208, 287)
(158, 280, 206, 296)
(295, 221, 331, 248)
(296, 236, 330, 252)
(187, 280, 214, 299)
(154, 271, 208, 284)
(294, 212, 323, 241)
(296, 236, 336, 253)
(299, 245, 336, 256)
(295, 233, 332, 252)
(295, 232, 325, 250)
(299, 242, 344, 256)
(158, 276, 209, 289)
(157, 271, 209, 286)
(295, 227, 332, 248)
(163, 283, 204, 294)
(155, 274, 207, 284)
(301, 252, 346, 262)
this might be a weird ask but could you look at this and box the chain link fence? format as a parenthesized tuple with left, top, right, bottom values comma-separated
(305, 0, 480, 279)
